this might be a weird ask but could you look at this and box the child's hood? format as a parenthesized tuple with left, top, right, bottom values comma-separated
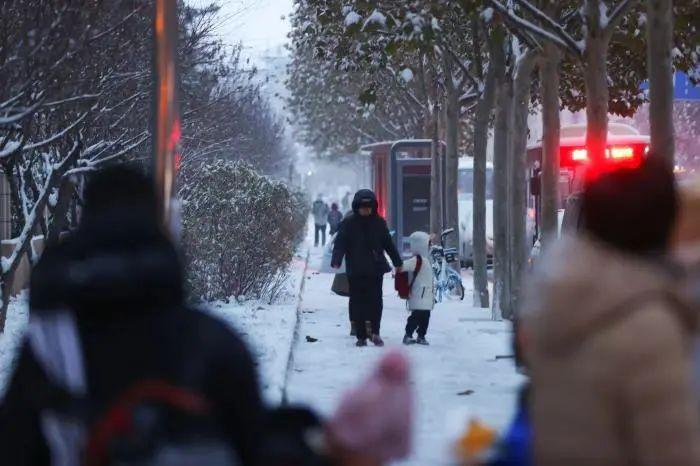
(409, 231, 430, 258)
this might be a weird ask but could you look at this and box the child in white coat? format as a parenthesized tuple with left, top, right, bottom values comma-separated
(401, 231, 434, 345)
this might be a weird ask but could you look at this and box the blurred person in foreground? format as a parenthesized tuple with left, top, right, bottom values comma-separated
(521, 155, 700, 466)
(0, 166, 266, 465)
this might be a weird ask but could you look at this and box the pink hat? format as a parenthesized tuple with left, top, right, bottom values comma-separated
(327, 350, 413, 462)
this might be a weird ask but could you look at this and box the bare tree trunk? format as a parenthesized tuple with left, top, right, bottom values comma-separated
(583, 0, 610, 164)
(509, 50, 538, 319)
(539, 41, 561, 249)
(47, 178, 75, 248)
(423, 57, 443, 236)
(472, 38, 501, 308)
(430, 98, 443, 236)
(0, 142, 81, 330)
(493, 71, 512, 321)
(443, 54, 461, 263)
(647, 0, 675, 163)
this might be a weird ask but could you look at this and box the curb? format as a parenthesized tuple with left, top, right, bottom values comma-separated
(281, 247, 310, 405)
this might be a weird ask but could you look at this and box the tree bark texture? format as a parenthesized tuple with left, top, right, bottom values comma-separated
(583, 0, 610, 166)
(539, 41, 561, 250)
(646, 0, 675, 164)
(472, 36, 501, 309)
(443, 54, 461, 262)
(493, 71, 513, 321)
(508, 50, 537, 320)
(430, 98, 443, 236)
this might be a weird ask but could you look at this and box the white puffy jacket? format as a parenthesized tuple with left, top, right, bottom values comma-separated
(402, 231, 434, 311)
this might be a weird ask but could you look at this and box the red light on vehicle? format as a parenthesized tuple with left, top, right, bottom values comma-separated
(571, 148, 588, 162)
(607, 146, 634, 160)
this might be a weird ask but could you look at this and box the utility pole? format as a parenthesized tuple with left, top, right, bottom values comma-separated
(153, 0, 180, 234)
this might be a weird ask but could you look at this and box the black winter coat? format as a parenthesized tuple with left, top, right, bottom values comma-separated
(331, 189, 403, 276)
(0, 213, 265, 466)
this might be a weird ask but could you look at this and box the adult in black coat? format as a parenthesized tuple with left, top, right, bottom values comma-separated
(331, 189, 403, 347)
(0, 166, 265, 466)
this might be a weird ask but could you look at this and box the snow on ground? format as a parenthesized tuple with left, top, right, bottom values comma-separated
(0, 293, 29, 397)
(0, 248, 309, 405)
(206, 247, 308, 405)
(286, 245, 524, 465)
(0, 222, 522, 466)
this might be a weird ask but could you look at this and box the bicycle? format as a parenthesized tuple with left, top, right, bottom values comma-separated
(431, 228, 465, 302)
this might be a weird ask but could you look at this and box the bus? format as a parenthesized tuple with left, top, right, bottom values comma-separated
(457, 158, 494, 267)
(527, 123, 650, 241)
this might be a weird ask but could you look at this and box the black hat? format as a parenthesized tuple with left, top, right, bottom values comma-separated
(351, 189, 378, 212)
(582, 154, 677, 254)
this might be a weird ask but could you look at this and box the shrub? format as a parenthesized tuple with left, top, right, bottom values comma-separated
(180, 160, 308, 302)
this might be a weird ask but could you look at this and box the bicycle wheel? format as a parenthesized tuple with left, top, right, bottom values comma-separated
(445, 274, 465, 301)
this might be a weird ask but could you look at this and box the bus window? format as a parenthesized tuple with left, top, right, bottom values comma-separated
(458, 168, 494, 200)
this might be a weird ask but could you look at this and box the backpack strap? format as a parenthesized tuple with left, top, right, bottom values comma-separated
(409, 256, 422, 293)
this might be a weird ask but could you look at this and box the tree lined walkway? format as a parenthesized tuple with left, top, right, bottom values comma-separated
(286, 247, 523, 465)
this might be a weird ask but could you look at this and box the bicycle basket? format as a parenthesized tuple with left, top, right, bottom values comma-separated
(444, 247, 459, 263)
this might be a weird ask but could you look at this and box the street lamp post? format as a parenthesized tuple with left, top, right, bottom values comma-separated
(153, 0, 180, 234)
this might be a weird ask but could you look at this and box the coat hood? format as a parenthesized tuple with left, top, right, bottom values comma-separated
(352, 189, 378, 213)
(408, 231, 430, 258)
(521, 235, 696, 353)
(31, 210, 184, 316)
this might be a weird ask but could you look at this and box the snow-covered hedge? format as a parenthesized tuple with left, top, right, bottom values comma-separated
(180, 160, 308, 302)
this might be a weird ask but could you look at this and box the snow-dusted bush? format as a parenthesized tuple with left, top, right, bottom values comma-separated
(180, 160, 307, 303)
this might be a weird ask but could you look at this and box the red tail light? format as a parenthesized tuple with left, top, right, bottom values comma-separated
(607, 146, 634, 160)
(571, 148, 588, 162)
(561, 144, 648, 169)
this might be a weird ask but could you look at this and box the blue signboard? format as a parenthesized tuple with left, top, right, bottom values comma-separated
(640, 72, 700, 101)
(674, 72, 700, 101)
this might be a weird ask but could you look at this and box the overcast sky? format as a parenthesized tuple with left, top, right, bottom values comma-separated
(190, 0, 293, 54)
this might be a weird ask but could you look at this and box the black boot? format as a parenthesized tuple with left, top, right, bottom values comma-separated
(356, 338, 368, 347)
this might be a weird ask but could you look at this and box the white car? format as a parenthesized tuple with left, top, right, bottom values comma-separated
(458, 158, 494, 268)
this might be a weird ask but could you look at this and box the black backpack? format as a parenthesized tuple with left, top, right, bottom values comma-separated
(82, 379, 240, 466)
(33, 312, 241, 466)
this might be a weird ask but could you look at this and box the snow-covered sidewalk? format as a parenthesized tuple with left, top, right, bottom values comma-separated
(286, 246, 524, 465)
(207, 246, 309, 404)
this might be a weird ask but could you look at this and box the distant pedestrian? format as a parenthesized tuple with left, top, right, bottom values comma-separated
(312, 195, 330, 247)
(401, 231, 434, 346)
(521, 155, 700, 466)
(331, 189, 403, 347)
(328, 203, 343, 235)
(341, 191, 351, 214)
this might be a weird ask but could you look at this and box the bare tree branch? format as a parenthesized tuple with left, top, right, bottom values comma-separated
(488, 0, 582, 59)
(515, 0, 581, 54)
(22, 113, 88, 152)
